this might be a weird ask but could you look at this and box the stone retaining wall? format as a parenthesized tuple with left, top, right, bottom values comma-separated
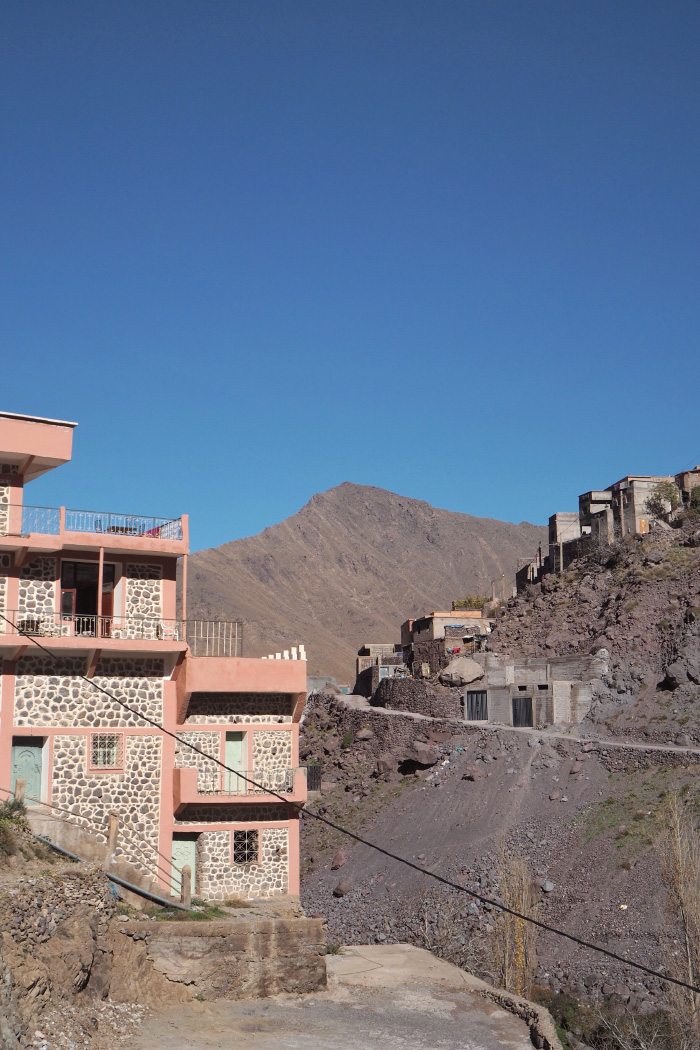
(110, 915, 326, 1000)
(371, 678, 463, 720)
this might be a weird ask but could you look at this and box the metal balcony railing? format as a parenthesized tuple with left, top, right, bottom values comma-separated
(1, 612, 243, 655)
(196, 767, 302, 796)
(65, 509, 183, 539)
(185, 619, 242, 658)
(1, 506, 183, 540)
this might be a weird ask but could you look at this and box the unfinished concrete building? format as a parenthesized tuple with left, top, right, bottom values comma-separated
(466, 650, 609, 727)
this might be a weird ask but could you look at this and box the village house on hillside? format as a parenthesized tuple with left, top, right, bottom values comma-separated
(367, 605, 606, 730)
(0, 410, 307, 900)
(517, 465, 700, 591)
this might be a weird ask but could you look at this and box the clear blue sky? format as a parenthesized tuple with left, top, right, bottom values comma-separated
(2, 1, 699, 551)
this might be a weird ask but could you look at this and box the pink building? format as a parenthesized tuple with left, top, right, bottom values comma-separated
(0, 411, 307, 899)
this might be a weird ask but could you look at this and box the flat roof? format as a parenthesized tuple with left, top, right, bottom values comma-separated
(0, 410, 78, 427)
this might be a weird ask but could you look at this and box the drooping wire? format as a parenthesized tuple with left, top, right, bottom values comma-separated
(2, 611, 697, 995)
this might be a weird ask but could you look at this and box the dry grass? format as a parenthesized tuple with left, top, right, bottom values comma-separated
(656, 793, 700, 1048)
(490, 842, 539, 998)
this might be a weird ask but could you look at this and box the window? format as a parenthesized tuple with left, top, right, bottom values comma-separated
(90, 733, 123, 769)
(233, 829, 258, 865)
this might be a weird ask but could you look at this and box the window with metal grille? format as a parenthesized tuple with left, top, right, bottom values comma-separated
(90, 733, 123, 769)
(233, 829, 258, 865)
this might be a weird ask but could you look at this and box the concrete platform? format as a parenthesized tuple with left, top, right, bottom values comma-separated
(137, 944, 541, 1050)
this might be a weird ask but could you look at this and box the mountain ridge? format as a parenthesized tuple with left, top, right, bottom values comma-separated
(186, 483, 546, 678)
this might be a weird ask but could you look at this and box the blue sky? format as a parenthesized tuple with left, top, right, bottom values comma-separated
(2, 1, 699, 551)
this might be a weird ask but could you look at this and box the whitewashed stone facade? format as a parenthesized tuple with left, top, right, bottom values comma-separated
(0, 567, 7, 621)
(0, 484, 10, 536)
(125, 563, 162, 620)
(252, 730, 292, 771)
(14, 655, 164, 728)
(18, 557, 56, 617)
(196, 827, 289, 899)
(51, 733, 163, 877)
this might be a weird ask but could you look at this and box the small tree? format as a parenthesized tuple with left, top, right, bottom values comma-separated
(689, 487, 700, 512)
(645, 482, 681, 520)
(452, 595, 488, 611)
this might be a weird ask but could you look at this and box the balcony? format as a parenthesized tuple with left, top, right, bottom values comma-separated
(0, 611, 242, 657)
(0, 505, 187, 553)
(173, 765, 307, 814)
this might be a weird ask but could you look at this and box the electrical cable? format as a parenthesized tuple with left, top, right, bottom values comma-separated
(2, 611, 698, 994)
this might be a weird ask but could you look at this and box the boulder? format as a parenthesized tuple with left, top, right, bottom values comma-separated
(330, 851, 347, 871)
(409, 741, 439, 767)
(375, 753, 395, 775)
(438, 656, 484, 687)
(665, 661, 689, 689)
(355, 728, 374, 741)
(332, 879, 353, 898)
(462, 766, 486, 782)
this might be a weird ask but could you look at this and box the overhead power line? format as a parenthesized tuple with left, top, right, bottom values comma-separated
(1, 611, 698, 995)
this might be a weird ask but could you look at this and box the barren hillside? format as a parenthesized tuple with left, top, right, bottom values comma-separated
(186, 483, 546, 679)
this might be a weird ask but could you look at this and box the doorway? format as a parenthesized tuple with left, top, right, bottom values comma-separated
(512, 696, 533, 728)
(61, 562, 115, 636)
(11, 737, 43, 803)
(224, 731, 246, 794)
(171, 833, 198, 896)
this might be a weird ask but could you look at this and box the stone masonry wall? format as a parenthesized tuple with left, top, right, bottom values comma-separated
(252, 730, 293, 771)
(184, 693, 293, 724)
(175, 730, 221, 792)
(19, 556, 56, 617)
(0, 567, 7, 621)
(0, 483, 10, 535)
(14, 655, 164, 727)
(125, 563, 162, 620)
(197, 827, 289, 899)
(51, 734, 163, 877)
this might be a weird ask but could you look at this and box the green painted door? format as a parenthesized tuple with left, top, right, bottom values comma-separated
(171, 834, 197, 896)
(11, 738, 43, 803)
(225, 731, 245, 794)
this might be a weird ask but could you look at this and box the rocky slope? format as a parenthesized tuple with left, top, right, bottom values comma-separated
(299, 694, 693, 1016)
(489, 520, 700, 743)
(299, 522, 700, 1022)
(186, 483, 546, 679)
